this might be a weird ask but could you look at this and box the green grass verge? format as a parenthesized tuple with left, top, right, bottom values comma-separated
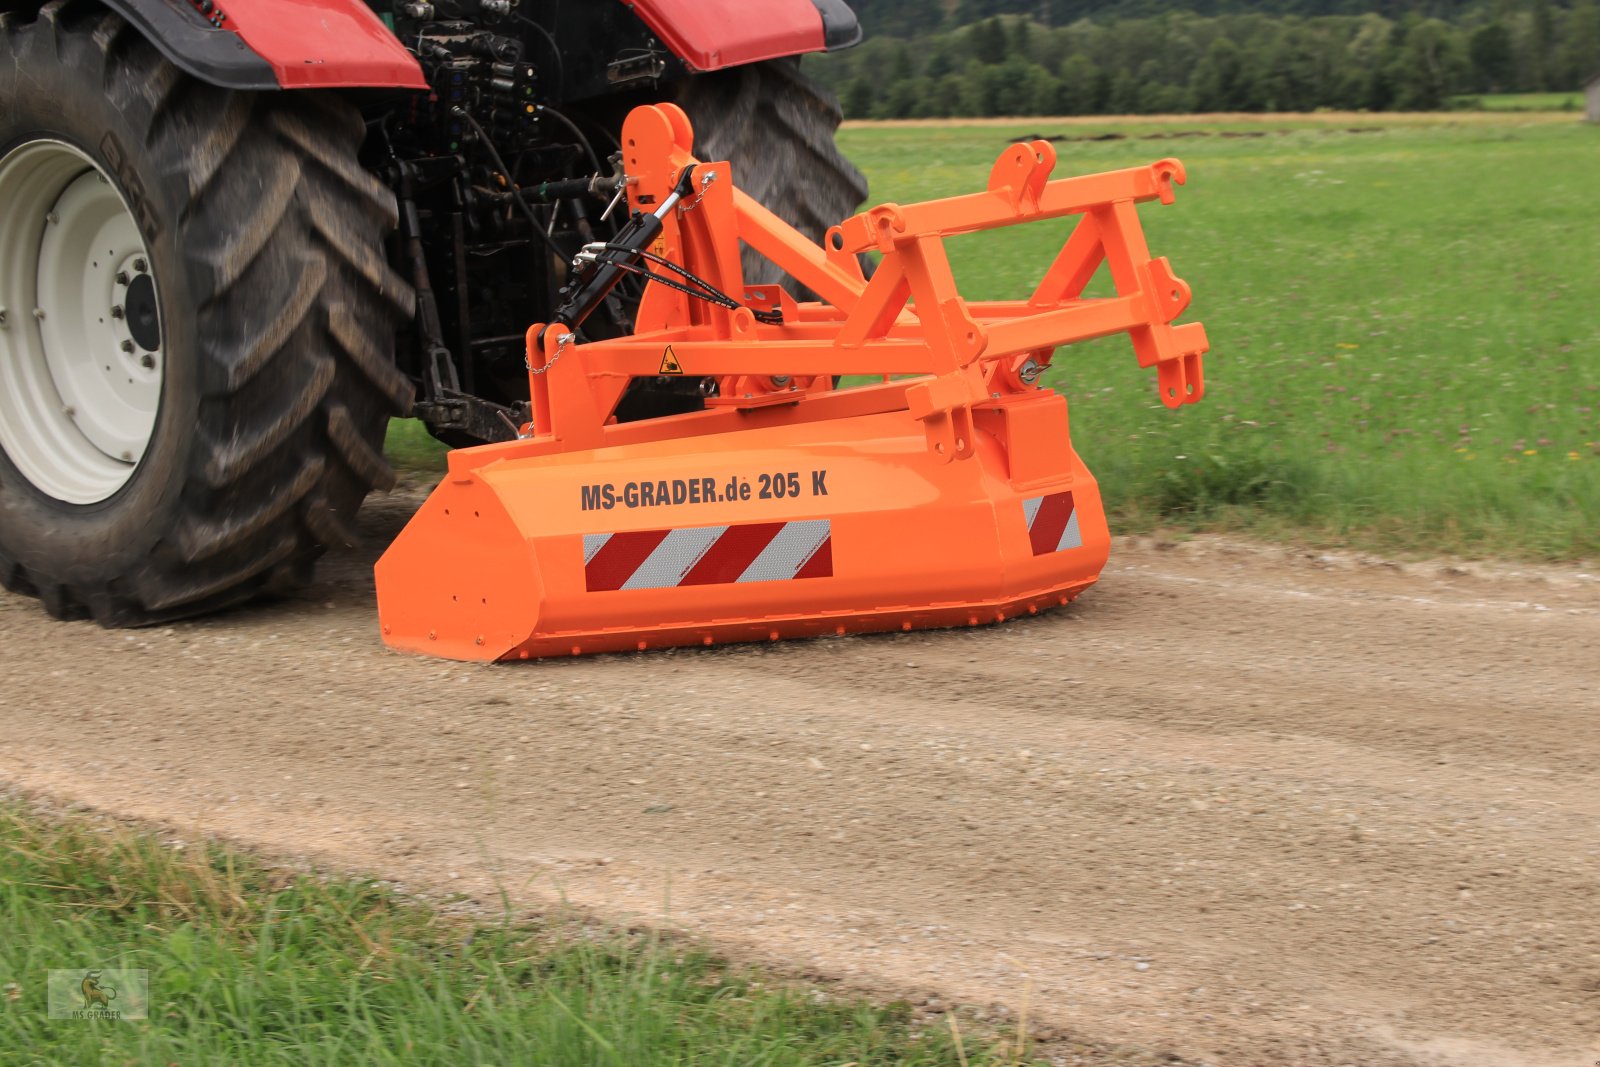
(0, 804, 1021, 1066)
(386, 115, 1599, 561)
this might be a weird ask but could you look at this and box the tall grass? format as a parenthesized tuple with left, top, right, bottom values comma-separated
(0, 804, 1025, 1065)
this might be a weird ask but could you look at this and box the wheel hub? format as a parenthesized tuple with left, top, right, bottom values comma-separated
(123, 270, 161, 354)
(0, 140, 164, 504)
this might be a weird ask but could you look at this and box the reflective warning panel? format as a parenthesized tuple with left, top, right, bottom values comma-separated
(1024, 492, 1083, 555)
(584, 520, 833, 592)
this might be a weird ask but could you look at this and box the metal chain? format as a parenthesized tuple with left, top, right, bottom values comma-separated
(527, 331, 573, 375)
(678, 169, 717, 213)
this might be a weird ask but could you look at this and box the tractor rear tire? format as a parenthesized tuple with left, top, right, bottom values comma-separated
(676, 56, 868, 292)
(0, 2, 413, 626)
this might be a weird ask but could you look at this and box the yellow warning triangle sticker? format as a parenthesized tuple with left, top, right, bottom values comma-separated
(659, 345, 684, 375)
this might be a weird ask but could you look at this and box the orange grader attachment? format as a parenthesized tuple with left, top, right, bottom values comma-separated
(375, 103, 1209, 662)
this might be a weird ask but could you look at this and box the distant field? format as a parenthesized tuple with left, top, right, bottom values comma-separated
(1450, 91, 1585, 111)
(834, 114, 1599, 560)
(389, 112, 1598, 561)
(845, 109, 1580, 130)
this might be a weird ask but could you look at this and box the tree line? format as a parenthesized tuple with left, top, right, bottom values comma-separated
(809, 0, 1600, 117)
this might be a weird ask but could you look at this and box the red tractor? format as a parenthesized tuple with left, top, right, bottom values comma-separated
(0, 0, 866, 624)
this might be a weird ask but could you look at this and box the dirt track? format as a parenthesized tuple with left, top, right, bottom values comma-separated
(3, 480, 1597, 1067)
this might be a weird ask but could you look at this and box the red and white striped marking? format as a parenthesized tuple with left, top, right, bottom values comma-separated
(584, 520, 833, 592)
(1023, 491, 1082, 555)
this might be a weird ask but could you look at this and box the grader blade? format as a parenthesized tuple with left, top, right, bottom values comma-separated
(375, 103, 1209, 662)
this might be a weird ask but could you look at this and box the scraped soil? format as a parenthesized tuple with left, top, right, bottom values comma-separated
(3, 479, 1597, 1067)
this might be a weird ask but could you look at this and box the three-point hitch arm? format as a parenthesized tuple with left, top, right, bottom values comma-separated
(518, 103, 1208, 464)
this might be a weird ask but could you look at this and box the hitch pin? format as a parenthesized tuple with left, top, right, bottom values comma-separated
(599, 182, 629, 222)
(680, 170, 717, 213)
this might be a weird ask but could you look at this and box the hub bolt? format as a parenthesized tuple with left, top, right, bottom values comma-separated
(115, 271, 130, 286)
(133, 258, 148, 274)
(32, 308, 45, 321)
(0, 308, 7, 326)
(140, 354, 156, 370)
(111, 305, 125, 320)
(45, 211, 58, 225)
(121, 340, 135, 353)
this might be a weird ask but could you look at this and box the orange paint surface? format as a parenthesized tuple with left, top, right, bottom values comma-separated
(376, 105, 1208, 661)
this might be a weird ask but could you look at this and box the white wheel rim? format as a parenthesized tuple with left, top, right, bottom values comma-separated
(0, 140, 164, 504)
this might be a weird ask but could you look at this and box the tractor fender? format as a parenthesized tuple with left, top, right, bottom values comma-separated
(627, 0, 860, 72)
(90, 0, 426, 91)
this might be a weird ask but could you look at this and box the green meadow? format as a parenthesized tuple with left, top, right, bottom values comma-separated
(389, 111, 1599, 561)
(1452, 91, 1586, 111)
(836, 113, 1599, 560)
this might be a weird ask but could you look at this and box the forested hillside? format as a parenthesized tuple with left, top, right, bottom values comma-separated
(809, 0, 1600, 116)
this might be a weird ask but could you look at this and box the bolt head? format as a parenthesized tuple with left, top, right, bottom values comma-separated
(115, 271, 130, 286)
(111, 305, 125, 320)
(120, 340, 134, 353)
(45, 211, 58, 225)
(140, 354, 156, 370)
(133, 258, 148, 274)
(0, 309, 7, 326)
(32, 308, 45, 320)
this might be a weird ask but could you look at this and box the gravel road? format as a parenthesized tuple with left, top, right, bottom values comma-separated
(3, 481, 1597, 1066)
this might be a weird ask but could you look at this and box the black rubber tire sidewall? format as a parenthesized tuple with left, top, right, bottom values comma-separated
(0, 6, 413, 624)
(0, 35, 199, 589)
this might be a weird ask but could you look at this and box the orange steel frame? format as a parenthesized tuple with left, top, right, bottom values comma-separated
(375, 103, 1208, 662)
(511, 102, 1205, 460)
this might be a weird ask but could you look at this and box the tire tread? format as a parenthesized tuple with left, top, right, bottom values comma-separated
(677, 58, 867, 291)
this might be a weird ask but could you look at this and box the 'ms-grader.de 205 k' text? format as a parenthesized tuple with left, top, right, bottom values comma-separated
(375, 103, 1209, 661)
